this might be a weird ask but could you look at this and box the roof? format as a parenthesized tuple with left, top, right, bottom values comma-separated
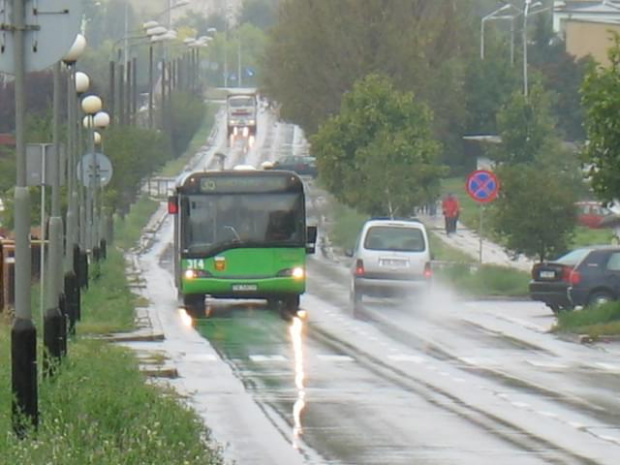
(365, 218, 425, 227)
(0, 134, 16, 146)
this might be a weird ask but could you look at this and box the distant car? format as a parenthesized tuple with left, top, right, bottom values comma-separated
(529, 245, 620, 314)
(347, 218, 432, 310)
(576, 201, 612, 229)
(273, 156, 317, 178)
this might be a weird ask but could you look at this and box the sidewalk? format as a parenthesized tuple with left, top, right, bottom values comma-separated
(417, 213, 535, 273)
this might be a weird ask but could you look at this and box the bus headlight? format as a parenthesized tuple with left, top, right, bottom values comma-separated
(184, 269, 211, 279)
(277, 267, 305, 280)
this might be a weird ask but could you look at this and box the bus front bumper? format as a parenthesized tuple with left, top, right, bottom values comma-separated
(182, 277, 305, 299)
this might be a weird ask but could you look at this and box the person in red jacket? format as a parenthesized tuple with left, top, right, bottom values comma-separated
(442, 193, 461, 235)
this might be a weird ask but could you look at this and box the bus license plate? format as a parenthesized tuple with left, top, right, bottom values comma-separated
(232, 284, 258, 291)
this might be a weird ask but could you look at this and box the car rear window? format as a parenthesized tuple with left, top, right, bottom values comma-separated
(364, 226, 426, 252)
(555, 248, 591, 266)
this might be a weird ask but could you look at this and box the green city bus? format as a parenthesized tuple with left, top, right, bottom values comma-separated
(168, 169, 318, 316)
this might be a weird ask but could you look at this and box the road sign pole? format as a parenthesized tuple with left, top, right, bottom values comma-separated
(479, 204, 484, 264)
(466, 169, 501, 265)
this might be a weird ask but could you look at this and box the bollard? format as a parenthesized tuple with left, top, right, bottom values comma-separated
(57, 292, 67, 356)
(64, 272, 79, 333)
(80, 250, 88, 290)
(43, 306, 63, 378)
(72, 244, 80, 277)
(11, 318, 38, 437)
(100, 238, 107, 260)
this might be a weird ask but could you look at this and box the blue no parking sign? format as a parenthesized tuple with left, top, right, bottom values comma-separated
(466, 169, 500, 203)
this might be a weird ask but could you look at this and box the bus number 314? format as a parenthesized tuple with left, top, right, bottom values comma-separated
(187, 259, 205, 269)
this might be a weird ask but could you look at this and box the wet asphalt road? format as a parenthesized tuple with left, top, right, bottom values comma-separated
(174, 250, 620, 464)
(135, 104, 620, 464)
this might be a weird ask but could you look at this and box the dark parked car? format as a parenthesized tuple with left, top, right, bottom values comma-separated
(529, 246, 620, 314)
(273, 156, 317, 178)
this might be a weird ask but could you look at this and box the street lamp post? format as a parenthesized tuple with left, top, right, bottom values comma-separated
(522, 1, 548, 98)
(145, 25, 168, 129)
(480, 4, 516, 60)
(92, 110, 110, 259)
(81, 95, 103, 257)
(62, 36, 86, 276)
(74, 73, 90, 294)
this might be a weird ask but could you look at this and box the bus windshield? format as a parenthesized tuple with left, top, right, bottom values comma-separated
(228, 97, 254, 107)
(182, 192, 305, 254)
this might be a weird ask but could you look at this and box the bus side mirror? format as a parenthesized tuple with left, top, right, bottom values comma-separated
(306, 225, 318, 254)
(168, 195, 178, 214)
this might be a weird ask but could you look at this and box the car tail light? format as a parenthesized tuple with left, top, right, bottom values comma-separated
(423, 262, 432, 279)
(168, 196, 178, 214)
(355, 259, 364, 276)
(562, 266, 581, 285)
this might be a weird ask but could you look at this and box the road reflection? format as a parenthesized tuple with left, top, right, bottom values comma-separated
(179, 307, 194, 327)
(289, 315, 306, 449)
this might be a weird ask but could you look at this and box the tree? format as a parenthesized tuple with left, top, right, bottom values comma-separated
(310, 74, 446, 217)
(491, 164, 577, 262)
(491, 83, 557, 165)
(169, 90, 206, 158)
(260, 0, 477, 155)
(240, 0, 278, 30)
(100, 126, 169, 216)
(488, 81, 582, 262)
(581, 35, 620, 204)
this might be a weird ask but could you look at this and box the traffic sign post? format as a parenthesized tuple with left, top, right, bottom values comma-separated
(465, 170, 500, 263)
(466, 169, 500, 203)
(76, 152, 114, 187)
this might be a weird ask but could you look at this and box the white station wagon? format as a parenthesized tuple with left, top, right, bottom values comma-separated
(347, 218, 433, 307)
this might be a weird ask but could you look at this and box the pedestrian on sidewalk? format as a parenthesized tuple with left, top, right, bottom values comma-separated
(442, 193, 461, 235)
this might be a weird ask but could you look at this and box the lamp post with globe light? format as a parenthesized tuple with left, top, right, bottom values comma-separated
(62, 36, 86, 292)
(81, 95, 103, 256)
(92, 110, 110, 258)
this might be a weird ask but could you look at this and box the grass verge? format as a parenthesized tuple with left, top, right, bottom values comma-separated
(433, 263, 530, 298)
(0, 334, 223, 464)
(552, 303, 620, 338)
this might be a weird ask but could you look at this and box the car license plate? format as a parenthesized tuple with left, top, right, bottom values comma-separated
(232, 284, 258, 291)
(540, 270, 555, 279)
(380, 259, 408, 268)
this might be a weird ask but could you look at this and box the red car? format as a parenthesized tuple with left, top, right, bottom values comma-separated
(576, 201, 611, 229)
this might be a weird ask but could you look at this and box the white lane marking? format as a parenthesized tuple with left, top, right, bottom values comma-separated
(537, 410, 558, 419)
(511, 401, 530, 409)
(249, 355, 288, 362)
(388, 354, 425, 363)
(183, 354, 219, 362)
(459, 357, 499, 366)
(525, 359, 570, 370)
(594, 362, 620, 372)
(317, 354, 355, 362)
(569, 421, 586, 430)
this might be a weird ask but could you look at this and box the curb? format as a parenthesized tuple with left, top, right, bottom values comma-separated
(553, 331, 620, 345)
